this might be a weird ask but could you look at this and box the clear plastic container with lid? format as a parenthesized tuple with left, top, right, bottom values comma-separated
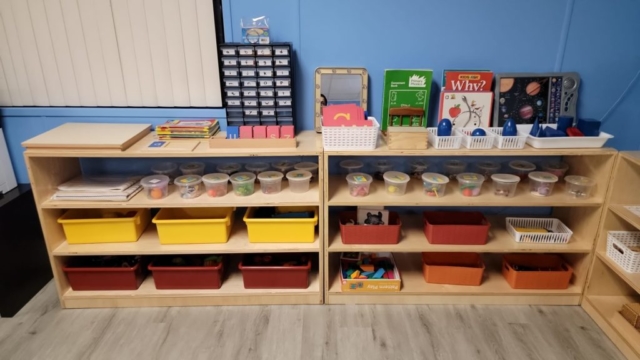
(340, 159, 364, 174)
(294, 162, 319, 179)
(383, 171, 410, 196)
(443, 160, 468, 179)
(564, 175, 596, 199)
(456, 173, 485, 197)
(217, 163, 242, 176)
(422, 172, 449, 197)
(346, 173, 373, 197)
(245, 162, 270, 178)
(409, 159, 429, 179)
(272, 161, 295, 176)
(509, 160, 536, 180)
(230, 172, 256, 196)
(180, 162, 205, 176)
(151, 162, 179, 183)
(174, 175, 204, 199)
(528, 171, 559, 197)
(286, 170, 312, 193)
(475, 161, 501, 180)
(491, 173, 520, 197)
(257, 171, 284, 194)
(542, 162, 570, 178)
(202, 173, 229, 197)
(141, 175, 170, 200)
(374, 160, 394, 181)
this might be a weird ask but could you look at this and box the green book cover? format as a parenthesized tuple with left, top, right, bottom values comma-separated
(381, 69, 433, 131)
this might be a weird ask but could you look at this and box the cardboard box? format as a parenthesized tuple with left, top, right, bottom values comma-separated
(340, 252, 401, 292)
(381, 69, 433, 131)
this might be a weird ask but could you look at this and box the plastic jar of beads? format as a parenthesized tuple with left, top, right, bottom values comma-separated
(528, 171, 558, 196)
(245, 162, 270, 180)
(509, 160, 536, 181)
(542, 162, 570, 179)
(491, 174, 520, 197)
(373, 160, 394, 181)
(141, 175, 170, 200)
(286, 170, 312, 193)
(475, 161, 501, 181)
(340, 159, 364, 174)
(346, 173, 372, 197)
(383, 171, 410, 196)
(151, 162, 179, 184)
(294, 162, 319, 179)
(202, 173, 229, 197)
(217, 163, 242, 176)
(564, 175, 596, 199)
(272, 161, 295, 177)
(180, 162, 205, 176)
(258, 171, 284, 195)
(456, 173, 485, 197)
(174, 175, 203, 199)
(422, 172, 449, 197)
(409, 159, 429, 180)
(443, 160, 468, 179)
(230, 172, 256, 196)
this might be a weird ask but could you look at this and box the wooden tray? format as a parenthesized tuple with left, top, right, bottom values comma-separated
(22, 123, 151, 150)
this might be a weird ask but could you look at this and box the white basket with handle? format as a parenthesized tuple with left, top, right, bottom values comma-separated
(456, 128, 496, 150)
(322, 117, 379, 150)
(607, 231, 640, 273)
(427, 128, 463, 150)
(486, 128, 528, 150)
(506, 218, 573, 244)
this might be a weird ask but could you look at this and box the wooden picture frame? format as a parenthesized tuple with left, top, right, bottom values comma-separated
(314, 67, 368, 133)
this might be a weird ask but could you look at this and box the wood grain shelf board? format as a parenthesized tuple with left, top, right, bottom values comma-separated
(583, 295, 640, 359)
(621, 152, 640, 167)
(42, 182, 321, 209)
(53, 224, 320, 256)
(610, 204, 640, 231)
(596, 251, 640, 293)
(327, 215, 592, 253)
(327, 176, 604, 207)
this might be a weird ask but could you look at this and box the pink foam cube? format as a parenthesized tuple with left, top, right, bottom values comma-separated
(280, 125, 294, 139)
(267, 126, 280, 139)
(239, 126, 253, 139)
(253, 126, 267, 138)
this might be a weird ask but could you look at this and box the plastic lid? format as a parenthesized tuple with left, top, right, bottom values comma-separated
(202, 173, 230, 184)
(491, 173, 520, 183)
(230, 172, 256, 183)
(245, 162, 269, 171)
(180, 162, 205, 171)
(422, 172, 449, 184)
(346, 172, 372, 184)
(564, 175, 596, 186)
(258, 171, 284, 181)
(543, 162, 570, 171)
(151, 162, 177, 172)
(271, 161, 295, 170)
(383, 171, 410, 184)
(141, 175, 170, 187)
(476, 161, 500, 170)
(509, 160, 536, 171)
(294, 162, 319, 171)
(528, 171, 559, 183)
(340, 160, 363, 169)
(444, 160, 467, 168)
(456, 173, 485, 183)
(286, 170, 312, 181)
(175, 175, 202, 186)
(410, 159, 428, 169)
(217, 163, 242, 172)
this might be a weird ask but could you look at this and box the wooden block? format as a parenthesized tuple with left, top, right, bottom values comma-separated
(267, 126, 280, 139)
(253, 126, 267, 139)
(384, 127, 429, 150)
(281, 125, 294, 139)
(360, 264, 374, 272)
(209, 132, 296, 149)
(226, 126, 239, 139)
(239, 126, 253, 139)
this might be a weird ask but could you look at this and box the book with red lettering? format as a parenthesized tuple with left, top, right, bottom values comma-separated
(439, 91, 493, 128)
(442, 70, 493, 92)
(322, 104, 372, 127)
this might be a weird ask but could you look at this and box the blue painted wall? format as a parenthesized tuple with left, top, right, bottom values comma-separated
(3, 0, 640, 183)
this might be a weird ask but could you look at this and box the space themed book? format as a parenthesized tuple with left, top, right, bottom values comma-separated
(438, 91, 493, 129)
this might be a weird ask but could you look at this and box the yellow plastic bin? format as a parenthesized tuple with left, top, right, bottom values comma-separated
(243, 207, 318, 243)
(58, 209, 150, 244)
(152, 208, 234, 244)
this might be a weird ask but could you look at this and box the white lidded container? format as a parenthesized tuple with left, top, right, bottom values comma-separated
(286, 170, 312, 193)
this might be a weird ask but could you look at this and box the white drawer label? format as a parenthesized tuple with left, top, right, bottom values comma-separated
(277, 90, 291, 96)
(275, 49, 288, 55)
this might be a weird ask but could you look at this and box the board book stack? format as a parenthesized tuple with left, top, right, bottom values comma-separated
(155, 120, 220, 139)
(439, 70, 494, 129)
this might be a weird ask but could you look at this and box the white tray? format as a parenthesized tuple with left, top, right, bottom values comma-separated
(518, 124, 613, 149)
(506, 217, 573, 244)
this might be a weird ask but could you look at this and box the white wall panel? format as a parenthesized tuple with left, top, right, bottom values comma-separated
(162, 0, 190, 107)
(179, 0, 206, 106)
(196, 0, 221, 107)
(144, 0, 173, 107)
(0, 16, 22, 105)
(77, 0, 111, 106)
(0, 0, 33, 105)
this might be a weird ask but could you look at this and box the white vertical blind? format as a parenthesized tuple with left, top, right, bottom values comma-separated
(0, 0, 222, 107)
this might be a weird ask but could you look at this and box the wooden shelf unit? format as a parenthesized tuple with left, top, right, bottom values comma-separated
(25, 131, 324, 308)
(322, 140, 617, 306)
(584, 152, 640, 360)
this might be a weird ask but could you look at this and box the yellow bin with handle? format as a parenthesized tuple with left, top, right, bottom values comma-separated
(243, 206, 318, 243)
(58, 209, 150, 244)
(153, 207, 234, 244)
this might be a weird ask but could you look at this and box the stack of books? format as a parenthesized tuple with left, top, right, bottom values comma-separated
(53, 176, 142, 201)
(155, 119, 220, 139)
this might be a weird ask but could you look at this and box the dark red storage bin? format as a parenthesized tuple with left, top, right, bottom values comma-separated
(239, 254, 311, 289)
(339, 211, 402, 244)
(149, 257, 224, 290)
(423, 211, 490, 245)
(63, 260, 146, 291)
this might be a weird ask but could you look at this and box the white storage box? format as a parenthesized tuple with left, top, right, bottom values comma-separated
(486, 127, 527, 150)
(322, 117, 379, 150)
(506, 217, 573, 244)
(607, 231, 640, 273)
(427, 128, 463, 150)
(456, 128, 495, 150)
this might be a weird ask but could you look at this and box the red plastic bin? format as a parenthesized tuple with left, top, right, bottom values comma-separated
(423, 211, 490, 245)
(149, 259, 224, 290)
(339, 211, 402, 244)
(502, 254, 573, 289)
(63, 261, 145, 291)
(239, 254, 311, 289)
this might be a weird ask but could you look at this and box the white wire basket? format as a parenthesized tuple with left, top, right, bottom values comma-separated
(322, 117, 379, 150)
(427, 128, 463, 150)
(486, 128, 528, 150)
(607, 231, 640, 273)
(455, 128, 496, 150)
(506, 218, 573, 244)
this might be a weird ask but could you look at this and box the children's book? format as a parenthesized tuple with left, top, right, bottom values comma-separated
(442, 70, 493, 92)
(438, 91, 493, 128)
(381, 69, 433, 130)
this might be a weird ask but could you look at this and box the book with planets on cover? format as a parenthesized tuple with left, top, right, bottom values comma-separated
(497, 77, 550, 125)
(438, 91, 493, 129)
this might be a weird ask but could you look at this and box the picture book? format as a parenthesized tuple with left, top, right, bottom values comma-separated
(442, 70, 493, 92)
(439, 91, 493, 128)
(381, 69, 433, 131)
(156, 119, 218, 131)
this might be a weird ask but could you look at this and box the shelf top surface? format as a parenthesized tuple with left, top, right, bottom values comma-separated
(609, 204, 640, 232)
(25, 131, 323, 158)
(596, 251, 640, 294)
(621, 151, 640, 166)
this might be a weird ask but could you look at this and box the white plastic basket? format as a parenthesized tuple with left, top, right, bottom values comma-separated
(607, 231, 640, 273)
(506, 218, 573, 244)
(518, 124, 613, 149)
(455, 128, 495, 149)
(486, 128, 527, 150)
(625, 206, 640, 218)
(427, 128, 462, 150)
(322, 117, 379, 150)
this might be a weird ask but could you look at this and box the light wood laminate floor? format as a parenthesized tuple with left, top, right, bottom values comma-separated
(0, 282, 624, 360)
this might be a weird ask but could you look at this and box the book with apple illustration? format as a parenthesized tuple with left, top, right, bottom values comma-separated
(442, 70, 493, 92)
(439, 91, 493, 129)
(381, 69, 433, 131)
